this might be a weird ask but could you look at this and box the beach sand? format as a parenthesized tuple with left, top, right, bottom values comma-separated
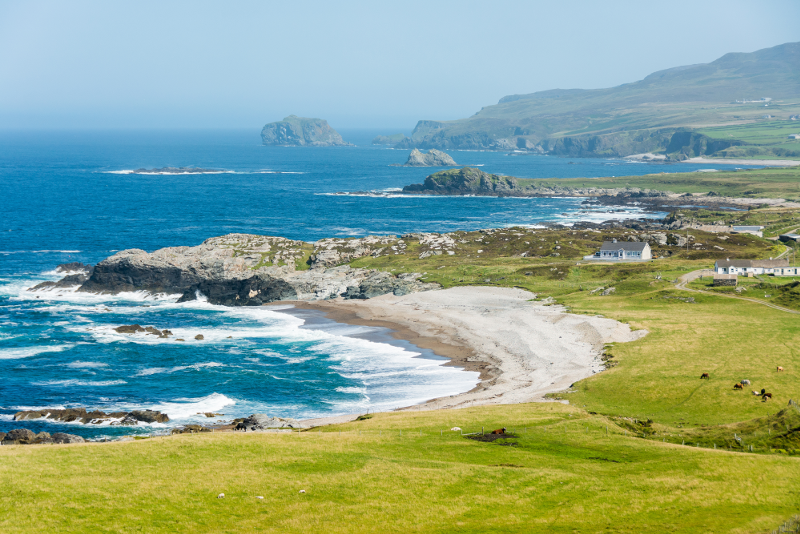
(286, 286, 647, 424)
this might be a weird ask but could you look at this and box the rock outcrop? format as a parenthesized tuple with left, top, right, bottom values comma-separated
(402, 167, 669, 199)
(13, 408, 169, 425)
(236, 414, 309, 431)
(30, 262, 94, 291)
(1, 429, 85, 445)
(33, 233, 439, 306)
(397, 148, 457, 167)
(261, 115, 351, 147)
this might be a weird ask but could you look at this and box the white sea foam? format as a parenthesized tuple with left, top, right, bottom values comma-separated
(149, 393, 236, 420)
(65, 361, 109, 368)
(136, 362, 224, 376)
(31, 379, 127, 387)
(0, 344, 76, 360)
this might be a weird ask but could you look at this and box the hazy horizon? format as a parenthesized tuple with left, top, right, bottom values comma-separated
(1, 0, 798, 131)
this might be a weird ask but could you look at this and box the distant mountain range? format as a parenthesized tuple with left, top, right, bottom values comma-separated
(392, 42, 800, 158)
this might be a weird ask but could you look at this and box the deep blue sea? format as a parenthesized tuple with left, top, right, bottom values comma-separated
(0, 128, 753, 439)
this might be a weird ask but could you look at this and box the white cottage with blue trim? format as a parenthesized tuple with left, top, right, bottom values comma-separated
(589, 240, 652, 261)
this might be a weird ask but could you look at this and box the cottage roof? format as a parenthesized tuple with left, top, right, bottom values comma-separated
(715, 259, 789, 269)
(599, 241, 648, 252)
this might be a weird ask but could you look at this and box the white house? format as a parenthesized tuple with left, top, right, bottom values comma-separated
(714, 258, 789, 276)
(587, 240, 652, 261)
(788, 134, 800, 140)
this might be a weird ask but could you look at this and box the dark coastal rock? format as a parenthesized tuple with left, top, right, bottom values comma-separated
(177, 274, 298, 306)
(13, 408, 168, 425)
(3, 428, 37, 444)
(261, 115, 351, 147)
(194, 334, 204, 340)
(115, 324, 145, 334)
(56, 262, 93, 274)
(236, 414, 308, 431)
(30, 262, 94, 291)
(402, 167, 672, 200)
(62, 233, 438, 306)
(171, 424, 212, 435)
(126, 410, 169, 424)
(51, 433, 86, 444)
(403, 167, 520, 195)
(396, 148, 457, 167)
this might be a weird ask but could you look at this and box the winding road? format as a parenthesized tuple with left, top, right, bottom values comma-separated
(674, 269, 800, 315)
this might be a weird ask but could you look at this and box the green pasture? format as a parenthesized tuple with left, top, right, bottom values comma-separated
(2, 404, 800, 533)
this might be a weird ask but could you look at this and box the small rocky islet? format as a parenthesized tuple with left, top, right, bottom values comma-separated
(261, 115, 352, 147)
(391, 148, 457, 167)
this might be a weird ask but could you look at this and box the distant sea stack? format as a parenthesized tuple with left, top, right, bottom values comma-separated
(396, 148, 457, 167)
(261, 115, 352, 147)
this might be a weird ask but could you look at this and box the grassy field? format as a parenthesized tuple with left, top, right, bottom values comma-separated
(5, 204, 800, 530)
(3, 404, 800, 533)
(696, 120, 800, 159)
(520, 165, 800, 200)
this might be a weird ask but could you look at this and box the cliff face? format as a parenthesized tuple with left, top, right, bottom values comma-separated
(394, 42, 800, 155)
(261, 115, 351, 147)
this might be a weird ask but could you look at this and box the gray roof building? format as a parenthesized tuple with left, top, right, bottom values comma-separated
(599, 241, 648, 252)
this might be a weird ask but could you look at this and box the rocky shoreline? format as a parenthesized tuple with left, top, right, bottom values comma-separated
(30, 234, 439, 306)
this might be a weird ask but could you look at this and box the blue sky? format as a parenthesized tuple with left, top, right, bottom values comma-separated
(1, 0, 798, 130)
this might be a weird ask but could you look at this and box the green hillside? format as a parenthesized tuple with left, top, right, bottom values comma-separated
(396, 42, 800, 157)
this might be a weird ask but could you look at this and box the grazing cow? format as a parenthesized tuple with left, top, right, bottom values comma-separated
(491, 427, 506, 435)
(761, 388, 766, 395)
(700, 373, 710, 379)
(762, 393, 773, 401)
(733, 383, 743, 390)
(741, 379, 751, 386)
(777, 366, 784, 372)
(234, 422, 247, 432)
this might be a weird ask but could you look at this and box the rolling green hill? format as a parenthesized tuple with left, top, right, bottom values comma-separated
(396, 42, 800, 158)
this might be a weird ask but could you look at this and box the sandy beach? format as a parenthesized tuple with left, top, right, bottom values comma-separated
(288, 286, 648, 422)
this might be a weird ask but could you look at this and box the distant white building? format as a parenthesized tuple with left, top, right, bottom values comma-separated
(586, 240, 651, 261)
(714, 258, 789, 276)
(788, 134, 800, 140)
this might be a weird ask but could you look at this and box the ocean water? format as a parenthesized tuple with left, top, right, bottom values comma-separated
(0, 129, 752, 438)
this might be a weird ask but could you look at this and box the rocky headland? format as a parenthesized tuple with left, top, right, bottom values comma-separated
(401, 167, 668, 199)
(261, 115, 352, 147)
(392, 148, 457, 167)
(372, 133, 410, 145)
(33, 234, 439, 306)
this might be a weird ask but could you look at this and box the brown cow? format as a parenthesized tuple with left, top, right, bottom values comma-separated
(491, 427, 506, 435)
(762, 393, 773, 401)
(733, 383, 743, 390)
(777, 366, 784, 372)
(700, 373, 710, 379)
